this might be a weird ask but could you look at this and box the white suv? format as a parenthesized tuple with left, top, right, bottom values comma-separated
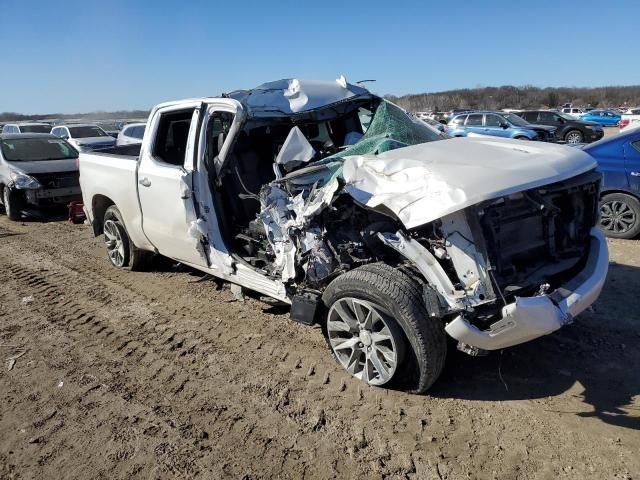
(116, 123, 146, 146)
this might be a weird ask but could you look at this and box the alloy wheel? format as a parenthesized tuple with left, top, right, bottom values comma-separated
(565, 131, 583, 144)
(601, 200, 636, 234)
(327, 297, 399, 386)
(104, 219, 126, 267)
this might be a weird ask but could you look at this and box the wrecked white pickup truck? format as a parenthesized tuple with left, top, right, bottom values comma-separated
(79, 78, 608, 393)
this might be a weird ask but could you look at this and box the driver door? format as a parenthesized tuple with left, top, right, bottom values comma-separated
(137, 101, 209, 267)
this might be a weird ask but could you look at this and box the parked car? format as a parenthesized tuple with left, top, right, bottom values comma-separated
(2, 123, 52, 134)
(416, 116, 447, 134)
(0, 133, 81, 220)
(50, 124, 116, 151)
(579, 110, 622, 127)
(561, 107, 584, 119)
(116, 122, 146, 146)
(581, 128, 640, 239)
(620, 108, 640, 132)
(447, 111, 556, 141)
(79, 77, 607, 393)
(96, 122, 120, 138)
(516, 110, 604, 144)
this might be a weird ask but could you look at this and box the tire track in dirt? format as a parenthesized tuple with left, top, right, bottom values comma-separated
(1, 235, 441, 478)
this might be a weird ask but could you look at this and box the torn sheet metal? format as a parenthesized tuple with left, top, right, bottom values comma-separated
(258, 176, 340, 283)
(342, 136, 597, 229)
(275, 126, 316, 166)
(227, 77, 370, 116)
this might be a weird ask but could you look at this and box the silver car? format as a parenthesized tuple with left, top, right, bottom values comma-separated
(50, 124, 116, 152)
(0, 133, 81, 220)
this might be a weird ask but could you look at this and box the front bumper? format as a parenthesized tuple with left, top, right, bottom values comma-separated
(444, 227, 608, 350)
(24, 186, 82, 207)
(585, 129, 605, 142)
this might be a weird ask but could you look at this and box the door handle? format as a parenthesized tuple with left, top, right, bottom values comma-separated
(139, 177, 151, 187)
(630, 172, 640, 177)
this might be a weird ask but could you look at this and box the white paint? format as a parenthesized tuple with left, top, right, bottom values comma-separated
(343, 136, 597, 229)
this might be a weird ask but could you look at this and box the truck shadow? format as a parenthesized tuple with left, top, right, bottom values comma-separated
(430, 262, 640, 431)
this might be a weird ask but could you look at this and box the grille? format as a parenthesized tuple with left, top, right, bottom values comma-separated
(31, 171, 80, 189)
(476, 171, 600, 292)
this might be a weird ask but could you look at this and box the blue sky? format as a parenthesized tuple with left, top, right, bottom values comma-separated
(0, 0, 637, 113)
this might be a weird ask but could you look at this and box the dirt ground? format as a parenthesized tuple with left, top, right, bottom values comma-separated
(0, 213, 638, 480)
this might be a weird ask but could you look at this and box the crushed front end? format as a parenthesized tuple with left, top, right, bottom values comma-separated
(403, 170, 608, 352)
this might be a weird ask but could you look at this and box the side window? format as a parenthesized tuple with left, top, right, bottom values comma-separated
(539, 112, 556, 122)
(208, 111, 235, 158)
(632, 141, 640, 154)
(450, 115, 466, 126)
(484, 114, 503, 127)
(152, 109, 195, 166)
(465, 114, 483, 126)
(131, 126, 145, 139)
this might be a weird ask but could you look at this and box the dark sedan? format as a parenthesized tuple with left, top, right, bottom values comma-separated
(0, 133, 81, 220)
(517, 110, 604, 144)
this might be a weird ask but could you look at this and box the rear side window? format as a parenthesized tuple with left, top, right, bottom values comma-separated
(520, 112, 538, 123)
(632, 141, 640, 154)
(131, 126, 145, 139)
(153, 109, 195, 165)
(465, 114, 483, 126)
(538, 112, 557, 122)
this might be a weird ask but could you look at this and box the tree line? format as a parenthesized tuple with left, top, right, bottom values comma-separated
(0, 109, 150, 122)
(385, 85, 640, 112)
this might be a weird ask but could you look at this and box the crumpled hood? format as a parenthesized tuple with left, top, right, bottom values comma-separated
(342, 136, 597, 229)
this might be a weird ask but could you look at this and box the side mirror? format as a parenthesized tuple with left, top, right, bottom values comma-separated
(501, 122, 509, 129)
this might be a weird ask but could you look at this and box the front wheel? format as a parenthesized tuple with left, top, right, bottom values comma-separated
(322, 263, 446, 393)
(2, 186, 22, 221)
(600, 193, 640, 239)
(564, 129, 584, 144)
(514, 135, 530, 140)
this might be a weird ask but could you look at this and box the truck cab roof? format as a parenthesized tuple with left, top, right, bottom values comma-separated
(155, 77, 373, 118)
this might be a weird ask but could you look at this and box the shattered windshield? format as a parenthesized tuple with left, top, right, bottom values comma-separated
(327, 100, 442, 161)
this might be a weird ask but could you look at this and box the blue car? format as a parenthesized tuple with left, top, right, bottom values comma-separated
(579, 109, 622, 127)
(447, 111, 556, 141)
(582, 128, 640, 238)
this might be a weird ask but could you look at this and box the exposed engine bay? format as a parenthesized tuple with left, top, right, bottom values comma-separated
(210, 92, 601, 329)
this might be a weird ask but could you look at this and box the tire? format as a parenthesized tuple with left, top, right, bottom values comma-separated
(2, 186, 22, 221)
(564, 129, 584, 144)
(514, 136, 530, 140)
(322, 263, 446, 393)
(600, 193, 640, 239)
(103, 205, 152, 270)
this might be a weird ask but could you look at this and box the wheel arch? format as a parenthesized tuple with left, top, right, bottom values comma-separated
(600, 188, 639, 200)
(91, 194, 115, 236)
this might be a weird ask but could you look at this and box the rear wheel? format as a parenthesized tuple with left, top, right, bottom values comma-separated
(600, 193, 640, 239)
(322, 263, 446, 393)
(2, 186, 22, 221)
(103, 205, 152, 270)
(514, 135, 529, 140)
(564, 129, 584, 144)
